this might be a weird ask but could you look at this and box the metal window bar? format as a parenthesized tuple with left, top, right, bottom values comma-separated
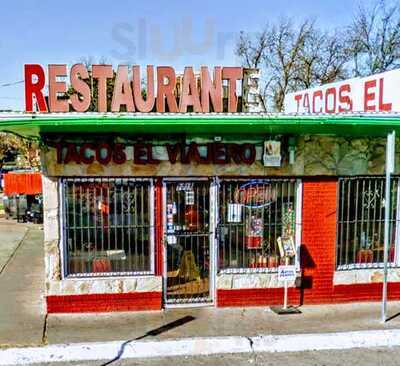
(218, 178, 297, 274)
(336, 176, 400, 270)
(61, 177, 154, 277)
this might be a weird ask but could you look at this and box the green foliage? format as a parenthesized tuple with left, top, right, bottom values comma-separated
(0, 133, 40, 169)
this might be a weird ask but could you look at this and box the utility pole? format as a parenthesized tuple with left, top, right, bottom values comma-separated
(382, 130, 395, 323)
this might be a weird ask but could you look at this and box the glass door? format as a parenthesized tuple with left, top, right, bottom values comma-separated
(164, 180, 213, 305)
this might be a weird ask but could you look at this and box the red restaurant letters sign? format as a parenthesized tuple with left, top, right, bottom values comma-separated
(24, 64, 243, 114)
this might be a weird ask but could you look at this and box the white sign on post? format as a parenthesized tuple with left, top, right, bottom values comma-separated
(278, 265, 297, 282)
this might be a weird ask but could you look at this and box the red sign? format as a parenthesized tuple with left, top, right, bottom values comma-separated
(24, 64, 243, 114)
(56, 142, 256, 165)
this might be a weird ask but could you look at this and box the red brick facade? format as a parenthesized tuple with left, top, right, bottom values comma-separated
(217, 179, 338, 307)
(47, 178, 400, 313)
(300, 178, 338, 304)
(217, 179, 400, 307)
(46, 292, 162, 313)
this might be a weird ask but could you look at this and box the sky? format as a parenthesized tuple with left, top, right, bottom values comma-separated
(0, 0, 376, 111)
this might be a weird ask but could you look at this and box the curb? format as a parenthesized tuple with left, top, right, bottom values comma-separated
(1, 329, 400, 365)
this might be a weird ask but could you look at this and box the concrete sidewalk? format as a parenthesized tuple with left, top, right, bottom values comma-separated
(0, 220, 45, 346)
(0, 220, 28, 273)
(45, 302, 400, 345)
(2, 220, 400, 351)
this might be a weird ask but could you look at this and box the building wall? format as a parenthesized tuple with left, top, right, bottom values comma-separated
(41, 135, 400, 312)
(42, 175, 163, 313)
(42, 136, 400, 178)
(217, 179, 400, 307)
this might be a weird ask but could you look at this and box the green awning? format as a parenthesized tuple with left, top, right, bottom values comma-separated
(1, 112, 400, 138)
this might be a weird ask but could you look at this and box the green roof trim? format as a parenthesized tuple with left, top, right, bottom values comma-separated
(1, 112, 400, 138)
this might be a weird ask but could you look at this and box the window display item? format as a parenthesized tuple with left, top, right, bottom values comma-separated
(184, 204, 202, 231)
(167, 235, 177, 245)
(249, 255, 279, 268)
(277, 236, 295, 257)
(185, 190, 195, 205)
(282, 203, 295, 238)
(227, 203, 243, 223)
(356, 249, 373, 263)
(92, 257, 112, 273)
(245, 214, 263, 249)
(177, 182, 194, 191)
(267, 255, 279, 268)
(167, 203, 174, 233)
(178, 250, 200, 281)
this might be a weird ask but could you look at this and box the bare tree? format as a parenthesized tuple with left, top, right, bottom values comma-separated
(348, 0, 400, 76)
(236, 19, 348, 111)
(297, 30, 349, 88)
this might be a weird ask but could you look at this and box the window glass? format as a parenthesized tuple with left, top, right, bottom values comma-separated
(337, 177, 399, 268)
(63, 178, 152, 276)
(218, 179, 297, 271)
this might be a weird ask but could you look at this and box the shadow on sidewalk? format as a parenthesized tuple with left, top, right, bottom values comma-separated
(386, 312, 400, 322)
(100, 315, 196, 366)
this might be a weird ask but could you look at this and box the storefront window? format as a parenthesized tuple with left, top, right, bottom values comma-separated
(337, 177, 400, 269)
(218, 179, 298, 272)
(62, 178, 153, 276)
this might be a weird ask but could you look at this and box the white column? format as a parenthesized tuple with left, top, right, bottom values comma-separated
(382, 130, 396, 323)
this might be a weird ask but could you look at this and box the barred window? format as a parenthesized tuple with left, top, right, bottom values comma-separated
(337, 177, 400, 269)
(62, 178, 153, 277)
(218, 179, 299, 272)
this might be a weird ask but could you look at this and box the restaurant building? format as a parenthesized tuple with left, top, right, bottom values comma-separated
(1, 65, 400, 313)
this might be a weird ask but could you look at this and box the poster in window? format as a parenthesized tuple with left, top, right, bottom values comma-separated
(277, 236, 296, 258)
(263, 140, 281, 167)
(245, 214, 263, 249)
(227, 203, 243, 223)
(282, 203, 295, 238)
(185, 190, 195, 205)
(167, 203, 174, 233)
(167, 234, 177, 245)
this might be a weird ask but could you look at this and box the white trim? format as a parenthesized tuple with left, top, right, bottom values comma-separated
(337, 263, 399, 271)
(162, 177, 210, 182)
(162, 181, 167, 306)
(162, 178, 214, 308)
(58, 179, 67, 279)
(295, 179, 303, 270)
(65, 271, 154, 278)
(3, 329, 400, 364)
(209, 178, 218, 306)
(219, 267, 279, 274)
(163, 301, 213, 309)
(4, 111, 400, 119)
(149, 180, 155, 274)
(59, 177, 155, 278)
(216, 178, 301, 274)
(395, 177, 400, 266)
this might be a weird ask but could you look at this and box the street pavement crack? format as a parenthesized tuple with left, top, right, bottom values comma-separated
(0, 227, 29, 277)
(41, 313, 48, 345)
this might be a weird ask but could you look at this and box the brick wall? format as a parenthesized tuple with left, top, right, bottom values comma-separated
(46, 177, 400, 312)
(218, 179, 338, 307)
(218, 178, 400, 307)
(47, 292, 162, 313)
(300, 179, 338, 304)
